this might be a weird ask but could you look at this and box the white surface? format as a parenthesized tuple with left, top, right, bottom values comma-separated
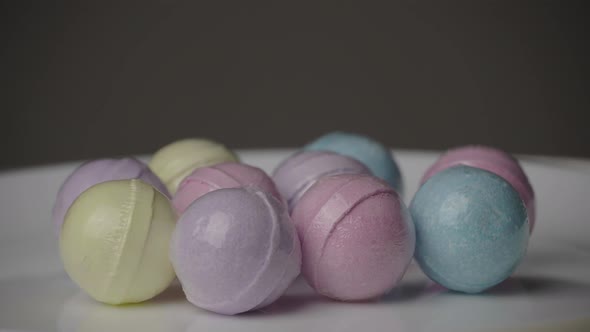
(1, 149, 589, 332)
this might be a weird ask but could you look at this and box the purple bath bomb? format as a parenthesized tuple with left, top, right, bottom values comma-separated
(421, 145, 535, 232)
(52, 158, 169, 233)
(272, 151, 371, 212)
(291, 174, 415, 301)
(170, 187, 301, 315)
(173, 162, 281, 216)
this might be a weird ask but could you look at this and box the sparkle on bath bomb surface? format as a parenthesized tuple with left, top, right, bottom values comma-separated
(60, 179, 177, 305)
(291, 173, 415, 301)
(170, 187, 301, 315)
(411, 165, 529, 293)
(304, 131, 403, 193)
(149, 138, 237, 195)
(173, 162, 281, 216)
(272, 150, 370, 212)
(52, 157, 168, 234)
(421, 145, 535, 232)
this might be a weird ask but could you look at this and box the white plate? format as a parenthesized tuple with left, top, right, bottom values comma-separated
(1, 150, 589, 332)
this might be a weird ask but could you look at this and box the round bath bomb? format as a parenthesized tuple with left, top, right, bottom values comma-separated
(291, 174, 415, 301)
(304, 131, 403, 193)
(173, 162, 281, 215)
(421, 145, 535, 232)
(272, 151, 370, 212)
(60, 179, 177, 304)
(52, 157, 169, 233)
(149, 139, 237, 195)
(171, 187, 301, 315)
(411, 166, 529, 293)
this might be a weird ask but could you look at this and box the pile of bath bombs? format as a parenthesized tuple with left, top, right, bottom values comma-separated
(54, 132, 534, 315)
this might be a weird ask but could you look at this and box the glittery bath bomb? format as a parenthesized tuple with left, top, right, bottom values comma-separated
(170, 187, 301, 315)
(173, 162, 281, 216)
(53, 157, 169, 233)
(411, 166, 529, 293)
(149, 139, 237, 195)
(60, 179, 177, 304)
(304, 131, 403, 193)
(291, 174, 415, 301)
(272, 151, 370, 212)
(421, 145, 535, 232)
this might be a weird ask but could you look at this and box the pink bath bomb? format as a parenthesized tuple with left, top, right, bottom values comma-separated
(173, 162, 281, 215)
(272, 151, 371, 212)
(291, 174, 415, 301)
(52, 157, 169, 233)
(421, 145, 535, 232)
(170, 187, 301, 315)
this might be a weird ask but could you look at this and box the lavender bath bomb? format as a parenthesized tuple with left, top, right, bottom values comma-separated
(170, 187, 301, 315)
(272, 151, 371, 212)
(52, 157, 168, 233)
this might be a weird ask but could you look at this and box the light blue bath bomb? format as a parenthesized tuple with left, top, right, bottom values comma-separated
(410, 165, 529, 293)
(303, 132, 403, 192)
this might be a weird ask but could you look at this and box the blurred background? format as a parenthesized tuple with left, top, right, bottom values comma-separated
(1, 1, 588, 170)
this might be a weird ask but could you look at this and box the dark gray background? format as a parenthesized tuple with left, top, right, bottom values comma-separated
(1, 1, 588, 170)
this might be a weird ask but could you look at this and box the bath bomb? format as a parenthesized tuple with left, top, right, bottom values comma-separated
(291, 174, 415, 301)
(149, 139, 238, 195)
(411, 166, 529, 293)
(60, 179, 177, 304)
(173, 162, 281, 215)
(171, 187, 301, 315)
(272, 151, 370, 212)
(304, 131, 403, 193)
(52, 157, 169, 233)
(421, 145, 535, 232)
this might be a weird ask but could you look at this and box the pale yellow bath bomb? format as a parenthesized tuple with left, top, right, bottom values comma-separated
(149, 138, 237, 194)
(60, 179, 176, 305)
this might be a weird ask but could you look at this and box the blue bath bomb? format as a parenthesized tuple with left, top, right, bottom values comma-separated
(410, 165, 529, 293)
(304, 132, 403, 192)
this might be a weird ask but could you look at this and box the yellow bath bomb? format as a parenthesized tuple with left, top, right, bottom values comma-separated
(149, 138, 237, 194)
(60, 179, 177, 305)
